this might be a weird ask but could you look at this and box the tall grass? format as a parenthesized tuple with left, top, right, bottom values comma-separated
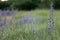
(0, 9, 60, 40)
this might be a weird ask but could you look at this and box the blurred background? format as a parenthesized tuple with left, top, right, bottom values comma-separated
(0, 0, 60, 10)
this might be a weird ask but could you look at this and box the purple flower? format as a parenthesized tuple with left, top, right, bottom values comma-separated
(24, 17, 32, 23)
(0, 10, 2, 26)
(3, 10, 10, 15)
(0, 10, 3, 14)
(22, 12, 32, 23)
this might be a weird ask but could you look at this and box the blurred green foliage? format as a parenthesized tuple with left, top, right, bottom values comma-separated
(0, 0, 60, 10)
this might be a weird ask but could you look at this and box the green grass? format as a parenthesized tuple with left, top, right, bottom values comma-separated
(0, 9, 60, 40)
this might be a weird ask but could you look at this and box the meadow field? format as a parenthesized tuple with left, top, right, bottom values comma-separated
(0, 9, 60, 40)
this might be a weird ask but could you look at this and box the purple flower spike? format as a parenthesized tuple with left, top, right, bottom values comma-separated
(0, 10, 2, 26)
(3, 10, 10, 15)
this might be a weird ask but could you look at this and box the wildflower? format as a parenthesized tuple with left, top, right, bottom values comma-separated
(47, 2, 55, 34)
(18, 11, 32, 24)
(0, 10, 2, 27)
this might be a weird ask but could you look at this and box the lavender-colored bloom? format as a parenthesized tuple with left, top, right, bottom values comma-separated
(3, 10, 10, 15)
(6, 9, 10, 15)
(24, 11, 32, 22)
(0, 10, 6, 34)
(0, 10, 3, 27)
(23, 16, 32, 23)
(15, 11, 32, 28)
(0, 10, 3, 14)
(18, 11, 32, 23)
